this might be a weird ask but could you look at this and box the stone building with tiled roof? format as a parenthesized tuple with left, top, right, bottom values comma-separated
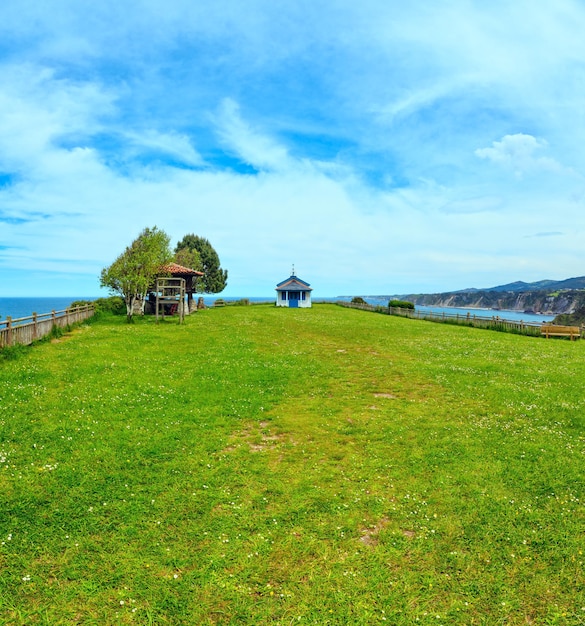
(144, 262, 204, 315)
(160, 262, 204, 278)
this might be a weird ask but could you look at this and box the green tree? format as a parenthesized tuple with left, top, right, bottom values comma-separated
(100, 226, 172, 322)
(174, 247, 202, 273)
(175, 234, 227, 293)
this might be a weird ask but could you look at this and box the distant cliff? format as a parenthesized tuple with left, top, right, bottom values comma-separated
(351, 276, 585, 315)
(394, 289, 585, 315)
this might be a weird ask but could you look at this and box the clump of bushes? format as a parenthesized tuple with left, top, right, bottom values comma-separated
(69, 299, 94, 309)
(0, 343, 29, 362)
(69, 297, 126, 316)
(48, 324, 67, 340)
(388, 300, 415, 310)
(351, 297, 367, 304)
(553, 307, 585, 326)
(69, 297, 126, 315)
(94, 297, 126, 315)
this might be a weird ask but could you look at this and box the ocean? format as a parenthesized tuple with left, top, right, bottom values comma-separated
(0, 296, 557, 324)
(0, 296, 307, 320)
(0, 297, 96, 322)
(338, 298, 556, 322)
(413, 304, 556, 323)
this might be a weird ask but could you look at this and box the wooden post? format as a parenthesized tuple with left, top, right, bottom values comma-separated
(6, 316, 12, 347)
(32, 313, 38, 341)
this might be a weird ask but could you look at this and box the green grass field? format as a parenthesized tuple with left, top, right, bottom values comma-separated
(1, 304, 584, 625)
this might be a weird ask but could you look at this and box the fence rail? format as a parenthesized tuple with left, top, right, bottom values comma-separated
(0, 304, 95, 349)
(337, 301, 570, 338)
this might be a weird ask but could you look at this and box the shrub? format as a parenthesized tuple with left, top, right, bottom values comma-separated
(0, 343, 29, 361)
(93, 297, 126, 315)
(351, 297, 367, 304)
(389, 299, 415, 310)
(49, 324, 66, 340)
(69, 299, 94, 309)
(553, 306, 585, 326)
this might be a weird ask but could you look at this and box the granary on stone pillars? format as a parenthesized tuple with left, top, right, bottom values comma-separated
(275, 268, 313, 308)
(155, 262, 204, 314)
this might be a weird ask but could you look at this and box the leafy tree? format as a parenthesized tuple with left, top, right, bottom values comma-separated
(174, 247, 202, 273)
(175, 234, 227, 293)
(100, 226, 172, 322)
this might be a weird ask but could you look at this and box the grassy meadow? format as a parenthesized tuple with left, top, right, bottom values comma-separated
(1, 304, 584, 625)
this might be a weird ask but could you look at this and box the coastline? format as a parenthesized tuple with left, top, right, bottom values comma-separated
(414, 304, 556, 323)
(0, 296, 558, 325)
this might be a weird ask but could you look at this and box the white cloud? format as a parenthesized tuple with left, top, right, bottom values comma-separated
(213, 99, 292, 172)
(3, 2, 585, 297)
(0, 63, 115, 175)
(475, 134, 566, 177)
(124, 130, 205, 168)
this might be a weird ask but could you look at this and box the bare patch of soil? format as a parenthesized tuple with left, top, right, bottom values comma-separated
(359, 517, 390, 546)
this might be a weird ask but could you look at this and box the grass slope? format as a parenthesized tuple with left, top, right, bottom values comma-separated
(1, 305, 584, 625)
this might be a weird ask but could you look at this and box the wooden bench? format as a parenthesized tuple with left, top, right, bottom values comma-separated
(541, 324, 581, 340)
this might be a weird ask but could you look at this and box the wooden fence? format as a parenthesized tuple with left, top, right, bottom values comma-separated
(0, 304, 95, 349)
(337, 301, 563, 338)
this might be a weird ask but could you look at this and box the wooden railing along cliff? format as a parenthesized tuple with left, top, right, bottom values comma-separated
(0, 304, 95, 349)
(337, 301, 580, 338)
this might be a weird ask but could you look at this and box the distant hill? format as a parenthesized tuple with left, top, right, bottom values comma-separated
(348, 276, 585, 315)
(457, 276, 585, 293)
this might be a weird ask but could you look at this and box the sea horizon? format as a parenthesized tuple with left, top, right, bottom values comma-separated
(1, 295, 557, 324)
(0, 297, 100, 322)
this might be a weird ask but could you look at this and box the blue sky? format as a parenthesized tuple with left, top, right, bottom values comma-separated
(1, 1, 585, 297)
